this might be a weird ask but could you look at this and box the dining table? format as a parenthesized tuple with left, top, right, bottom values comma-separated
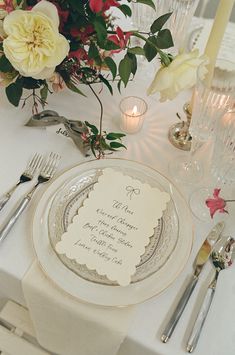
(0, 51, 235, 355)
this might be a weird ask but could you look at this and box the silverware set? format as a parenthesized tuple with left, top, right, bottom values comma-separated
(0, 152, 61, 243)
(161, 221, 235, 352)
(186, 237, 235, 352)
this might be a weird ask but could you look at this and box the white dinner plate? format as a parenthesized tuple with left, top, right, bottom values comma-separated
(32, 158, 193, 307)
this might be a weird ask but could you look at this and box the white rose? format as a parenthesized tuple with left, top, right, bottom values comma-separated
(147, 49, 208, 101)
(3, 0, 70, 79)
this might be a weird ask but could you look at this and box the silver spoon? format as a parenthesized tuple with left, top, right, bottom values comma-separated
(186, 237, 235, 353)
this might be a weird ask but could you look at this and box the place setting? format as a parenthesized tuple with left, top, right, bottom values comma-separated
(30, 158, 193, 307)
(12, 156, 235, 354)
(0, 0, 235, 355)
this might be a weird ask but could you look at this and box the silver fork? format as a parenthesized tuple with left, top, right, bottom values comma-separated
(0, 152, 61, 244)
(0, 153, 43, 211)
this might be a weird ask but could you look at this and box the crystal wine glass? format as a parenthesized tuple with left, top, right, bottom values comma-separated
(131, 1, 163, 32)
(131, 0, 199, 52)
(160, 0, 200, 52)
(168, 59, 235, 185)
(131, 1, 162, 68)
(190, 109, 235, 221)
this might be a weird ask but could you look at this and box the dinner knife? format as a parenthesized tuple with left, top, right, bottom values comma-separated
(161, 221, 225, 343)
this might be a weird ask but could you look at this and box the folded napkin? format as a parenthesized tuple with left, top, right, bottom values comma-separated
(22, 261, 135, 355)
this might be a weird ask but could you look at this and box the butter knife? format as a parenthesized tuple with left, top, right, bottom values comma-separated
(161, 221, 225, 343)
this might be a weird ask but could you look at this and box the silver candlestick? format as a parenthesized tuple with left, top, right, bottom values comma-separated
(168, 102, 192, 151)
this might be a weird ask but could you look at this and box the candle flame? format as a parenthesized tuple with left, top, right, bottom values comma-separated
(132, 105, 138, 116)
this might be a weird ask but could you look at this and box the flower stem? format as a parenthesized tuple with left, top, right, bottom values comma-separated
(225, 200, 235, 202)
(88, 84, 103, 136)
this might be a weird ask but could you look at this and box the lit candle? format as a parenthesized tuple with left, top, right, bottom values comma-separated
(119, 97, 147, 134)
(204, 0, 234, 86)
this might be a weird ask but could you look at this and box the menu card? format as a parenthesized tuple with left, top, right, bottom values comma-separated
(56, 168, 170, 286)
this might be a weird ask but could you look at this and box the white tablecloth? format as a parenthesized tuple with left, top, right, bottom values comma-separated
(0, 66, 235, 355)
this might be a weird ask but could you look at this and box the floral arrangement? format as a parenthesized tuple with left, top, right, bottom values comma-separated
(0, 0, 205, 157)
(205, 188, 235, 218)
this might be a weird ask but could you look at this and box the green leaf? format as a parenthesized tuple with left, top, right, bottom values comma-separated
(119, 55, 132, 87)
(106, 132, 126, 140)
(104, 57, 117, 80)
(110, 141, 127, 149)
(88, 43, 99, 59)
(90, 137, 97, 158)
(5, 82, 23, 107)
(40, 85, 48, 103)
(0, 56, 14, 73)
(127, 53, 137, 75)
(98, 74, 113, 95)
(22, 77, 44, 89)
(103, 40, 120, 51)
(94, 18, 107, 43)
(118, 4, 132, 17)
(66, 0, 86, 15)
(150, 13, 172, 33)
(85, 121, 99, 135)
(144, 36, 158, 62)
(65, 81, 86, 97)
(156, 29, 174, 49)
(100, 138, 111, 150)
(136, 0, 155, 10)
(128, 47, 145, 56)
(117, 80, 122, 94)
(94, 56, 102, 66)
(69, 41, 81, 52)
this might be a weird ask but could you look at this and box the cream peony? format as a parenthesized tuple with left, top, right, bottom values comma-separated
(147, 49, 207, 101)
(2, 0, 69, 79)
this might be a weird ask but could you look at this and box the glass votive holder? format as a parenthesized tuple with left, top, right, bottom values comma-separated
(119, 96, 148, 134)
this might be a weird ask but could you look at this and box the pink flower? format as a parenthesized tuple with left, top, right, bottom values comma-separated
(68, 48, 94, 66)
(205, 188, 228, 218)
(89, 0, 120, 13)
(70, 25, 94, 44)
(49, 72, 66, 93)
(81, 132, 89, 143)
(69, 47, 87, 60)
(108, 27, 132, 53)
(0, 0, 15, 14)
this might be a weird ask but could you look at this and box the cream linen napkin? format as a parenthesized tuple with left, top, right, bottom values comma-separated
(22, 261, 135, 355)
